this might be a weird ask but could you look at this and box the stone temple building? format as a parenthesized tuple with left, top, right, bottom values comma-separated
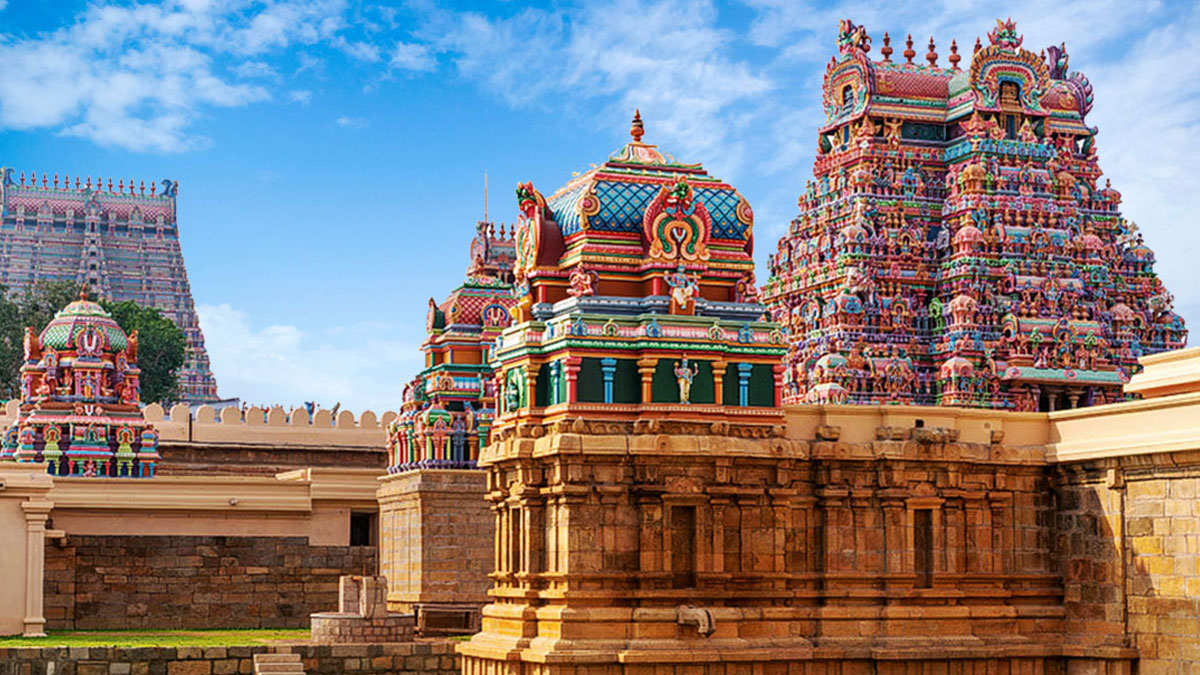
(762, 19, 1185, 411)
(0, 169, 218, 402)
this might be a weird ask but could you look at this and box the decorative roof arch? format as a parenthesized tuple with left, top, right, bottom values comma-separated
(968, 20, 1050, 114)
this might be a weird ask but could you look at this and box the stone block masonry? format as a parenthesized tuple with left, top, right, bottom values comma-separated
(1057, 449, 1200, 675)
(378, 469, 492, 633)
(0, 642, 460, 675)
(44, 535, 376, 630)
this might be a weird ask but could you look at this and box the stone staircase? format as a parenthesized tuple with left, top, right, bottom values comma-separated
(253, 653, 305, 675)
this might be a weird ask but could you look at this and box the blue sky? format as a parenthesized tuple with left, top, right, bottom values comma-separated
(1, 0, 1198, 412)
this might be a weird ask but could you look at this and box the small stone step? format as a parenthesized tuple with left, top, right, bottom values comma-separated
(253, 653, 305, 675)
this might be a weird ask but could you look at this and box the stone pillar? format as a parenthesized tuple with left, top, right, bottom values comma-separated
(711, 361, 727, 404)
(737, 363, 753, 407)
(377, 468, 492, 634)
(548, 361, 562, 405)
(22, 500, 52, 637)
(565, 357, 582, 404)
(600, 358, 617, 404)
(524, 364, 539, 410)
(637, 357, 656, 404)
(0, 463, 54, 637)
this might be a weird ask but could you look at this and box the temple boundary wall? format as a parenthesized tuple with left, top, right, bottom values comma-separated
(1, 400, 395, 448)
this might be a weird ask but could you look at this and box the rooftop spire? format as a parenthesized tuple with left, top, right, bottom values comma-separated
(630, 109, 645, 143)
(79, 283, 89, 301)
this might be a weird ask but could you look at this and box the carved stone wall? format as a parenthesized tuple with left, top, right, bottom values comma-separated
(458, 416, 1131, 675)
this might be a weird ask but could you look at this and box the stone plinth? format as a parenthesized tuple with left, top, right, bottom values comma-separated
(377, 469, 491, 634)
(310, 575, 415, 643)
(457, 414, 1135, 675)
(0, 462, 54, 636)
(310, 613, 415, 643)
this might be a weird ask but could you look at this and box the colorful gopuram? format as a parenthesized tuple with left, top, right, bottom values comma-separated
(489, 112, 786, 425)
(762, 19, 1186, 411)
(0, 169, 218, 402)
(0, 289, 160, 477)
(386, 220, 516, 471)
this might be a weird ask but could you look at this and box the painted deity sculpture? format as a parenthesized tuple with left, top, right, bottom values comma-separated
(674, 356, 697, 404)
(0, 289, 160, 477)
(762, 19, 1186, 411)
(489, 112, 785, 426)
(387, 220, 516, 472)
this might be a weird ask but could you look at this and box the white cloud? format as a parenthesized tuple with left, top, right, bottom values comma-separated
(197, 303, 419, 413)
(0, 0, 351, 152)
(233, 60, 278, 79)
(335, 115, 367, 129)
(288, 89, 314, 105)
(420, 0, 772, 175)
(333, 36, 383, 62)
(390, 41, 436, 72)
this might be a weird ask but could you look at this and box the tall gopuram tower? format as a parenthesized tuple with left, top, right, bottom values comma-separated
(0, 170, 218, 402)
(0, 289, 160, 477)
(378, 218, 515, 635)
(762, 19, 1186, 412)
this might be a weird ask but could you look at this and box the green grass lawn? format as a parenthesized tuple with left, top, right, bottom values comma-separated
(0, 628, 311, 648)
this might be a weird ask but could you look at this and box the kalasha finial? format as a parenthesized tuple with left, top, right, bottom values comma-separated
(903, 34, 915, 64)
(974, 37, 982, 53)
(630, 109, 645, 143)
(926, 37, 938, 66)
(881, 32, 893, 61)
(949, 39, 961, 69)
(79, 283, 89, 301)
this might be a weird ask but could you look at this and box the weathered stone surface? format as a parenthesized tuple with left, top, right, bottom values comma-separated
(45, 535, 376, 629)
(378, 469, 490, 633)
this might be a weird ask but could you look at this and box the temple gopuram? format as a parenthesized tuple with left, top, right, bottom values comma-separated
(488, 112, 785, 424)
(0, 170, 219, 402)
(386, 220, 516, 471)
(0, 290, 159, 477)
(762, 19, 1186, 411)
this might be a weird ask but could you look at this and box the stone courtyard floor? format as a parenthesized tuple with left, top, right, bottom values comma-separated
(0, 628, 310, 647)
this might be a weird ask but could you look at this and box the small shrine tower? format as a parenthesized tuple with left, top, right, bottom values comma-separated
(377, 217, 515, 634)
(0, 289, 160, 477)
(458, 114, 791, 674)
(386, 220, 516, 471)
(490, 111, 786, 427)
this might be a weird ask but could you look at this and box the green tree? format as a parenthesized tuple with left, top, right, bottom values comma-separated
(0, 290, 21, 399)
(0, 280, 81, 400)
(100, 300, 187, 404)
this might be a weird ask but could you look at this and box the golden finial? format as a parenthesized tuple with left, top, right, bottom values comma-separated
(926, 37, 938, 66)
(881, 32, 893, 62)
(79, 283, 89, 301)
(630, 109, 645, 143)
(903, 34, 915, 64)
(949, 39, 961, 70)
